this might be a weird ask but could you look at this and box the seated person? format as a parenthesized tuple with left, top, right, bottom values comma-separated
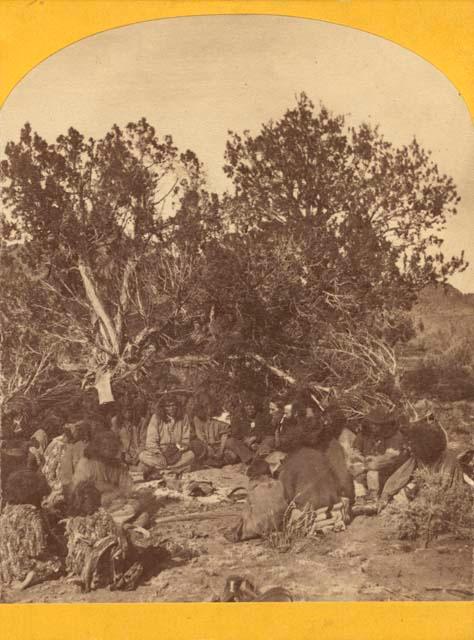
(255, 400, 285, 457)
(0, 469, 63, 590)
(65, 480, 129, 591)
(42, 423, 75, 494)
(59, 420, 92, 500)
(225, 399, 262, 464)
(190, 403, 235, 467)
(279, 394, 355, 504)
(272, 402, 298, 452)
(72, 430, 143, 525)
(28, 429, 49, 470)
(138, 396, 195, 479)
(380, 409, 465, 508)
(279, 446, 342, 511)
(226, 458, 287, 542)
(350, 407, 408, 507)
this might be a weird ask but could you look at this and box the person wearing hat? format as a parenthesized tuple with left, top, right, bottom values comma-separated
(138, 395, 195, 480)
(350, 406, 409, 511)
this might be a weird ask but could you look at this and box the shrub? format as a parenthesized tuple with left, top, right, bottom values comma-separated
(402, 338, 474, 401)
(264, 502, 309, 553)
(383, 468, 473, 546)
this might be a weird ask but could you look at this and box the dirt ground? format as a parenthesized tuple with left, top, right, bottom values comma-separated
(2, 463, 472, 605)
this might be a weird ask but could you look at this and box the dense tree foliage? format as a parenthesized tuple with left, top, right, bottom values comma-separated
(0, 96, 467, 416)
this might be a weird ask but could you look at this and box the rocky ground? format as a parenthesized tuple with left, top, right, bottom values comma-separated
(2, 461, 472, 604)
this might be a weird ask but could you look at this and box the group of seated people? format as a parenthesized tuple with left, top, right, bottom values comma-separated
(104, 389, 470, 516)
(0, 403, 159, 591)
(138, 393, 282, 480)
(0, 389, 470, 589)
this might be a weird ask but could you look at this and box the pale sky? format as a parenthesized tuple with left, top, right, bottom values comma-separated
(1, 15, 473, 291)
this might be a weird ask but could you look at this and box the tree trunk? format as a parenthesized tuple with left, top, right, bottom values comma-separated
(78, 262, 119, 356)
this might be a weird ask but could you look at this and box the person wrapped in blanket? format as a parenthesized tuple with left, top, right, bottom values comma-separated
(346, 406, 409, 514)
(72, 429, 147, 526)
(378, 406, 465, 510)
(138, 395, 195, 480)
(0, 469, 64, 590)
(277, 393, 355, 504)
(226, 393, 355, 542)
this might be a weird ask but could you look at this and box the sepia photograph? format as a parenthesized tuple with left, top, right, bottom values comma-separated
(0, 13, 473, 607)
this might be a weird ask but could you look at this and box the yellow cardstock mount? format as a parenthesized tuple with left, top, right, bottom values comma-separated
(0, 1, 472, 639)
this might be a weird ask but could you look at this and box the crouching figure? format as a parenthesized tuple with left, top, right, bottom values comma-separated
(0, 469, 63, 590)
(379, 409, 465, 510)
(227, 445, 353, 542)
(226, 458, 288, 542)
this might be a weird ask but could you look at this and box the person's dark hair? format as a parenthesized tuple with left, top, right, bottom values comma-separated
(74, 421, 92, 442)
(84, 430, 122, 462)
(69, 480, 102, 516)
(247, 457, 272, 479)
(155, 395, 185, 421)
(5, 469, 51, 507)
(191, 391, 211, 421)
(320, 402, 346, 442)
(63, 426, 75, 443)
(408, 416, 447, 464)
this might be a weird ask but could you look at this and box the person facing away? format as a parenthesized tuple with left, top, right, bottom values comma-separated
(138, 396, 195, 480)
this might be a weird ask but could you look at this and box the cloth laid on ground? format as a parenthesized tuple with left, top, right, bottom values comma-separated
(140, 465, 249, 506)
(0, 504, 63, 586)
